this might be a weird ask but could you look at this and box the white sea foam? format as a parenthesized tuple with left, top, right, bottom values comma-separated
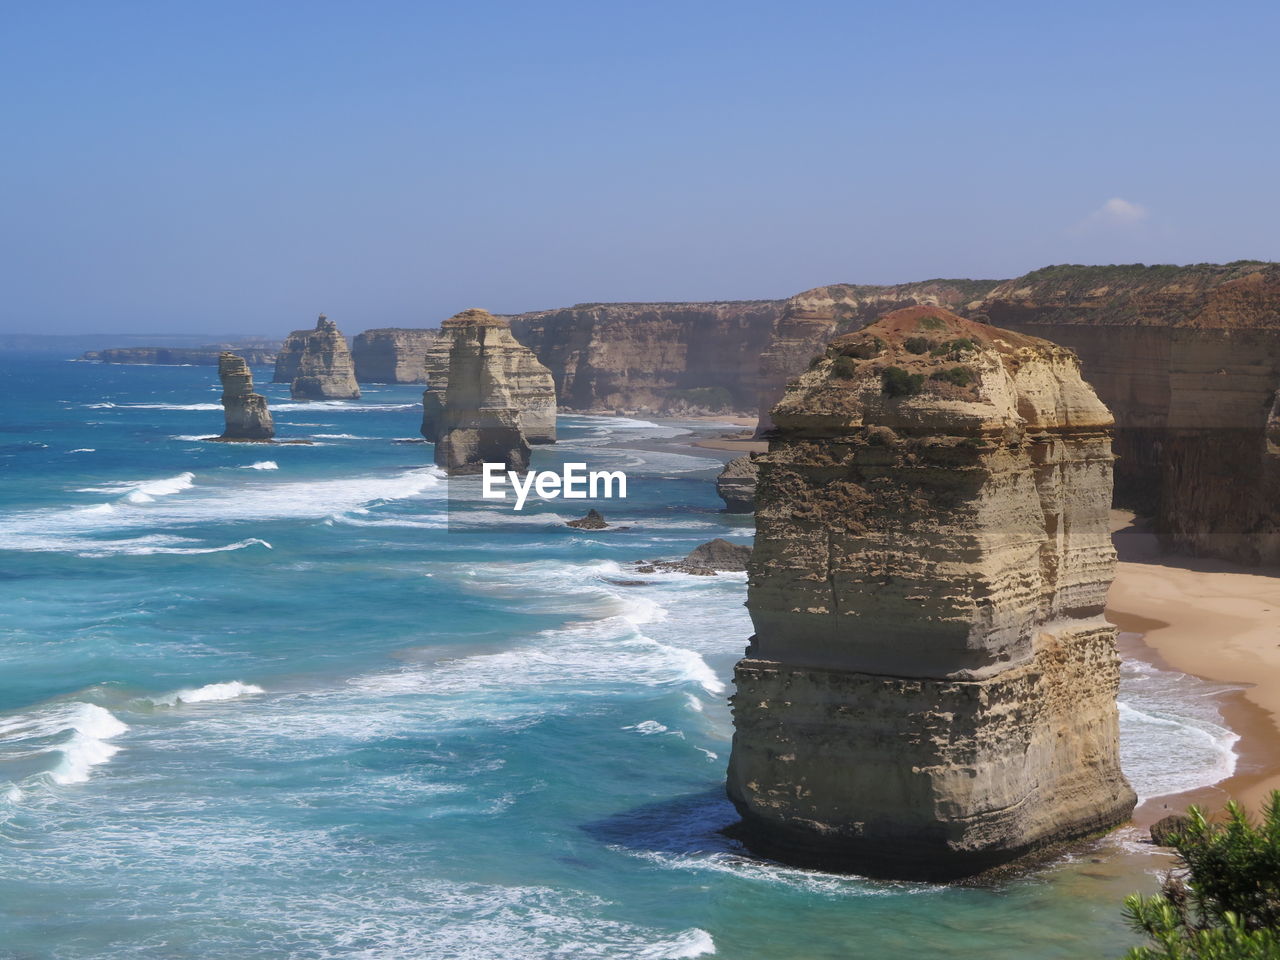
(243, 461, 278, 470)
(74, 536, 272, 558)
(312, 433, 368, 440)
(1117, 656, 1241, 801)
(4, 467, 445, 554)
(78, 471, 195, 503)
(269, 401, 419, 412)
(101, 402, 222, 411)
(68, 448, 95, 453)
(0, 702, 128, 787)
(638, 930, 716, 958)
(625, 721, 669, 735)
(147, 681, 266, 707)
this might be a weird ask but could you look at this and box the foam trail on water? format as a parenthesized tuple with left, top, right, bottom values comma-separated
(243, 461, 278, 470)
(146, 681, 266, 707)
(640, 930, 716, 958)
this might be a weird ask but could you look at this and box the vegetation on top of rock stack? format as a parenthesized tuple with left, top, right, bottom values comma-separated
(1121, 792, 1280, 959)
(881, 366, 924, 396)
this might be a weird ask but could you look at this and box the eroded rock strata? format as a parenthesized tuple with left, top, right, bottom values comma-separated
(352, 328, 439, 383)
(726, 306, 1135, 880)
(433, 309, 556, 475)
(274, 316, 360, 400)
(508, 300, 782, 412)
(217, 352, 274, 441)
(980, 263, 1280, 564)
(715, 455, 759, 513)
(755, 280, 1001, 432)
(419, 332, 453, 444)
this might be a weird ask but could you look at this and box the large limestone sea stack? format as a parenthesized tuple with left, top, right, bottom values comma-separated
(431, 309, 557, 475)
(217, 352, 274, 441)
(726, 305, 1136, 880)
(274, 315, 360, 401)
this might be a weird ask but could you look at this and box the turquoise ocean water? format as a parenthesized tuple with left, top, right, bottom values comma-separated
(0, 356, 1243, 959)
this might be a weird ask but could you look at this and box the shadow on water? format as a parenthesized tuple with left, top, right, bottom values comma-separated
(581, 786, 748, 860)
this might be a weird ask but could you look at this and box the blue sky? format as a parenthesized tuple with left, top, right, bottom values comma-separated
(2, 1, 1277, 334)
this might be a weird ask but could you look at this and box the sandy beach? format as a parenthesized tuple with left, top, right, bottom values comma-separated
(1109, 511, 1280, 821)
(684, 416, 768, 454)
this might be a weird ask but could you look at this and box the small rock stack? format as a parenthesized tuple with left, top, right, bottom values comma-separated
(428, 309, 558, 476)
(274, 315, 360, 401)
(217, 352, 274, 441)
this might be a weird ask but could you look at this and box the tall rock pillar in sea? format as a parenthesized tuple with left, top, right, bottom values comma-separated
(275, 315, 360, 401)
(726, 305, 1135, 881)
(419, 331, 454, 444)
(431, 309, 558, 475)
(217, 352, 274, 441)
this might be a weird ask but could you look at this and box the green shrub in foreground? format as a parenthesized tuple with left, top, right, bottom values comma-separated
(1121, 792, 1280, 959)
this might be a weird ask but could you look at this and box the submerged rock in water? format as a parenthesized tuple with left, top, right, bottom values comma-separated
(715, 456, 759, 512)
(566, 509, 608, 529)
(640, 537, 752, 575)
(685, 538, 751, 571)
(217, 352, 274, 441)
(1149, 814, 1192, 846)
(278, 315, 360, 401)
(431, 309, 557, 475)
(727, 305, 1136, 881)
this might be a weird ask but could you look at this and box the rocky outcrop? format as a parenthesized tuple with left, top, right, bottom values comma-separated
(637, 538, 752, 575)
(432, 309, 556, 475)
(566, 509, 608, 529)
(1149, 814, 1192, 847)
(726, 305, 1135, 881)
(85, 344, 279, 365)
(982, 262, 1280, 565)
(352, 328, 439, 383)
(755, 280, 1001, 432)
(217, 352, 274, 441)
(276, 316, 360, 401)
(715, 455, 759, 512)
(508, 300, 783, 412)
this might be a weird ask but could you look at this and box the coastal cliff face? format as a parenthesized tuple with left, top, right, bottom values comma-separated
(352, 328, 439, 383)
(217, 352, 274, 441)
(433, 309, 556, 475)
(726, 306, 1135, 880)
(277, 316, 360, 401)
(85, 344, 279, 365)
(755, 280, 1000, 431)
(508, 301, 782, 412)
(982, 263, 1280, 564)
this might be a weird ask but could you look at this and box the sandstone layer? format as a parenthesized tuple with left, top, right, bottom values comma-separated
(715, 455, 759, 513)
(217, 352, 274, 441)
(980, 263, 1280, 564)
(352, 328, 439, 383)
(274, 316, 360, 400)
(432, 309, 557, 475)
(419, 332, 453, 443)
(508, 300, 782, 412)
(726, 305, 1136, 880)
